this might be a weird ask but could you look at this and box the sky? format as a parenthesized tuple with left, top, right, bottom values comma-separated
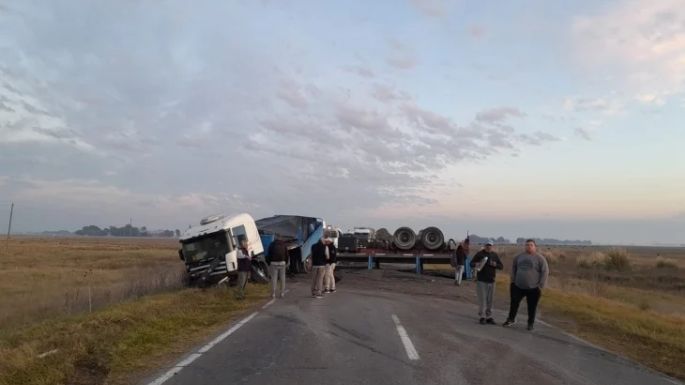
(0, 0, 684, 245)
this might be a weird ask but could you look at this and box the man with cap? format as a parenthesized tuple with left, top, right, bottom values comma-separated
(469, 241, 504, 324)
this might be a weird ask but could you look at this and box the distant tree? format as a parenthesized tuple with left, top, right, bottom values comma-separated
(75, 225, 107, 236)
(175, 229, 181, 237)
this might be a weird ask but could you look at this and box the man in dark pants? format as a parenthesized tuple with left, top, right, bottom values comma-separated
(310, 238, 328, 298)
(503, 239, 549, 331)
(469, 241, 503, 324)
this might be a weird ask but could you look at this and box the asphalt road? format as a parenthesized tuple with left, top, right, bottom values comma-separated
(147, 273, 681, 385)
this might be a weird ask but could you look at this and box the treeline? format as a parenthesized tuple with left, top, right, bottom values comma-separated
(469, 234, 511, 245)
(515, 237, 592, 246)
(466, 234, 592, 246)
(74, 224, 181, 238)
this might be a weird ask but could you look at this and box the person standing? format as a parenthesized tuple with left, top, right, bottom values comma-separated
(324, 238, 337, 293)
(236, 238, 252, 300)
(469, 241, 503, 324)
(503, 239, 549, 331)
(268, 237, 288, 299)
(310, 237, 328, 298)
(452, 239, 469, 286)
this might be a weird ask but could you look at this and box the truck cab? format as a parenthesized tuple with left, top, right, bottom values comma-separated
(178, 213, 266, 286)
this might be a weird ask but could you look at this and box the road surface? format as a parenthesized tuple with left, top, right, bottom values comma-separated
(145, 271, 681, 385)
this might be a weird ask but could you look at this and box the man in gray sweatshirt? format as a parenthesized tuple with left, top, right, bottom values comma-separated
(503, 239, 549, 330)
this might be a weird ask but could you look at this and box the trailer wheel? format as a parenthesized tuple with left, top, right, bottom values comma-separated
(251, 261, 270, 283)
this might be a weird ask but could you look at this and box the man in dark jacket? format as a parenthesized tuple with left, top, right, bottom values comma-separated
(469, 241, 504, 324)
(324, 238, 337, 293)
(268, 238, 288, 299)
(310, 238, 328, 298)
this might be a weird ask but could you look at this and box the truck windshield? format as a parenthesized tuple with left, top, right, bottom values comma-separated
(181, 231, 231, 263)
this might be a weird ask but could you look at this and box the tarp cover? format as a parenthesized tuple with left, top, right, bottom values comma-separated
(256, 215, 319, 242)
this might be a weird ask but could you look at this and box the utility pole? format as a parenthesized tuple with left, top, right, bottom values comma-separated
(6, 202, 14, 250)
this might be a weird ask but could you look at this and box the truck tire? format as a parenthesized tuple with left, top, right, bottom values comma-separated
(421, 226, 444, 251)
(393, 227, 417, 250)
(251, 261, 270, 283)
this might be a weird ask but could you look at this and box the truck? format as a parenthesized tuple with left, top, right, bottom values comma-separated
(178, 213, 326, 286)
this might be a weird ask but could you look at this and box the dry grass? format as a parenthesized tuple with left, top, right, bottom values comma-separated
(0, 285, 269, 385)
(576, 251, 606, 269)
(496, 275, 685, 381)
(0, 236, 183, 330)
(656, 257, 679, 269)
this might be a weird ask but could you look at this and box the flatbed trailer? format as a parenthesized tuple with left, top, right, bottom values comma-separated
(337, 249, 473, 277)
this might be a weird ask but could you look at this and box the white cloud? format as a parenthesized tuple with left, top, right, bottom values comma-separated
(371, 84, 411, 103)
(572, 0, 685, 99)
(475, 107, 525, 124)
(9, 177, 259, 226)
(562, 96, 623, 115)
(635, 93, 666, 106)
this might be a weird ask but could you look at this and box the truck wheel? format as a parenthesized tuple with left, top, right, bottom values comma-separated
(251, 261, 270, 283)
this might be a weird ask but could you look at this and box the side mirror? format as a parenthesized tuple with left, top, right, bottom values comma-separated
(178, 249, 185, 261)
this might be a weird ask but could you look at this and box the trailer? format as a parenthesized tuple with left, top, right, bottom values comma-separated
(337, 248, 474, 278)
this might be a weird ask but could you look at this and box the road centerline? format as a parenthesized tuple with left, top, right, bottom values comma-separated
(391, 314, 420, 361)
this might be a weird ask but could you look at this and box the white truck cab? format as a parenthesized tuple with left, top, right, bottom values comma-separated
(179, 213, 264, 285)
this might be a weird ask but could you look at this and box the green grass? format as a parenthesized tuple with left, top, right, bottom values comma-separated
(0, 284, 269, 385)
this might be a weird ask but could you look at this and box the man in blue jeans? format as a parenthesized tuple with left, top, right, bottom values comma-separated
(503, 239, 549, 331)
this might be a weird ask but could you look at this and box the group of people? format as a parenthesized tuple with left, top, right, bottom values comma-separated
(237, 233, 547, 331)
(233, 235, 338, 300)
(452, 238, 549, 330)
(234, 236, 290, 300)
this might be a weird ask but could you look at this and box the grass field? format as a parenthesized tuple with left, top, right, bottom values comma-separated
(0, 236, 183, 330)
(0, 236, 269, 385)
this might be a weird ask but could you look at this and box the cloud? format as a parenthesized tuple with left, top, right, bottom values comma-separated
(562, 97, 623, 115)
(572, 0, 685, 100)
(371, 84, 411, 102)
(574, 127, 592, 141)
(277, 79, 313, 110)
(4, 177, 260, 227)
(475, 107, 525, 124)
(401, 103, 453, 132)
(635, 93, 666, 106)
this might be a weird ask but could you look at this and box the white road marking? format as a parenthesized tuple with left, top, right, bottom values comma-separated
(391, 314, 420, 360)
(263, 298, 276, 309)
(146, 311, 259, 385)
(198, 312, 258, 353)
(147, 367, 183, 385)
(176, 353, 202, 367)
